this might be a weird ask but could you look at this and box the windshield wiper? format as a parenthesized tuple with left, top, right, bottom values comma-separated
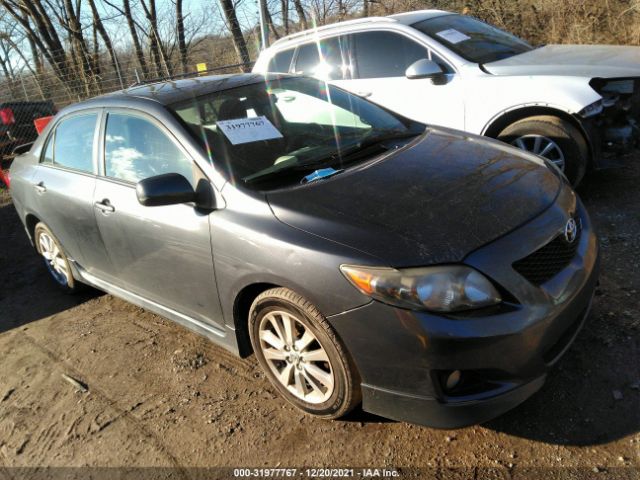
(244, 130, 420, 186)
(332, 130, 420, 163)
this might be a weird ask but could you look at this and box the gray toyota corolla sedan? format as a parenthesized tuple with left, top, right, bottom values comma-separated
(9, 73, 598, 428)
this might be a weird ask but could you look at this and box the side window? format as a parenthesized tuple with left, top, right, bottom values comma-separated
(42, 113, 97, 172)
(353, 31, 430, 79)
(293, 37, 351, 80)
(104, 113, 195, 185)
(294, 43, 320, 75)
(267, 48, 295, 73)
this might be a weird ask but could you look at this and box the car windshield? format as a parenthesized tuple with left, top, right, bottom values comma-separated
(169, 76, 423, 189)
(412, 14, 534, 64)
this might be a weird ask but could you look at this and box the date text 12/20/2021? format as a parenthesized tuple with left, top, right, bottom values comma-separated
(233, 468, 400, 478)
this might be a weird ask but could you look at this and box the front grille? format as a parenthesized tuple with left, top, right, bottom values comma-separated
(513, 224, 581, 285)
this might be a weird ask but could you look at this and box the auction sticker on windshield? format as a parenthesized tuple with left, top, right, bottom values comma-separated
(217, 116, 283, 145)
(435, 28, 470, 44)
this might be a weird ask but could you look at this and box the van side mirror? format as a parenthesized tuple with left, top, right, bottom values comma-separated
(136, 173, 197, 207)
(405, 59, 445, 81)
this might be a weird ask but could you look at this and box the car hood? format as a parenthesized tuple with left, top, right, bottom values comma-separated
(266, 128, 562, 267)
(484, 45, 640, 78)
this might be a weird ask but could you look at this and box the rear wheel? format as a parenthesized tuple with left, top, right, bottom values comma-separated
(497, 115, 589, 186)
(34, 222, 79, 293)
(249, 287, 361, 419)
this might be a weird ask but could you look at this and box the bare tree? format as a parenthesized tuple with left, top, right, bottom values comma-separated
(140, 0, 172, 75)
(218, 0, 251, 70)
(0, 0, 71, 82)
(88, 0, 122, 85)
(292, 0, 308, 29)
(281, 0, 289, 34)
(175, 0, 188, 72)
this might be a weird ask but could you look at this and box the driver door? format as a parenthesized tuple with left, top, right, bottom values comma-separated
(93, 109, 225, 330)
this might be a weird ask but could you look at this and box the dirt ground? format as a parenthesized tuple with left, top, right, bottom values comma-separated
(0, 161, 638, 480)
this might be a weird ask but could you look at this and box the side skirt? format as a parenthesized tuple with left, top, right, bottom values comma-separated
(74, 264, 237, 351)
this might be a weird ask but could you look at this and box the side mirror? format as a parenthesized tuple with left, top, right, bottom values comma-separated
(136, 173, 196, 207)
(405, 59, 445, 80)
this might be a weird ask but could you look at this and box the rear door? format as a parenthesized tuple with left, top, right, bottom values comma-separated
(30, 110, 113, 277)
(93, 109, 224, 330)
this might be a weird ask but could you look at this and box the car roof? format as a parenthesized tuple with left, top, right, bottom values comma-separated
(387, 9, 452, 25)
(269, 9, 452, 48)
(78, 73, 289, 108)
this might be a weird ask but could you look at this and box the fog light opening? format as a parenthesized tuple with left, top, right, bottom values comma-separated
(445, 370, 462, 391)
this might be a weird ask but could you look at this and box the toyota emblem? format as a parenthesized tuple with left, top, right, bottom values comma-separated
(564, 218, 578, 243)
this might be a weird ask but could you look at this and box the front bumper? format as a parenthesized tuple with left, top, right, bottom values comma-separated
(328, 185, 599, 428)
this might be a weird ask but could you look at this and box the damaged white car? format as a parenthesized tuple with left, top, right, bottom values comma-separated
(254, 9, 640, 185)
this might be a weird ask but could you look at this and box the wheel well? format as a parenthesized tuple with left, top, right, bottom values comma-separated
(233, 282, 278, 358)
(484, 106, 591, 149)
(483, 106, 594, 167)
(25, 214, 40, 248)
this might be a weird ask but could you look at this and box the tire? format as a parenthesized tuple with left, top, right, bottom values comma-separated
(34, 222, 80, 293)
(497, 115, 589, 187)
(249, 287, 361, 419)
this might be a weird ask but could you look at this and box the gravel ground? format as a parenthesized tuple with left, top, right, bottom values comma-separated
(0, 162, 638, 479)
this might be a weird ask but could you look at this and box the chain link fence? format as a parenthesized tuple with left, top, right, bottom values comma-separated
(0, 40, 256, 187)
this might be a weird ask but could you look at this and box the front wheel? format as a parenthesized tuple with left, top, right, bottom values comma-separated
(34, 222, 80, 293)
(497, 115, 589, 187)
(249, 288, 361, 419)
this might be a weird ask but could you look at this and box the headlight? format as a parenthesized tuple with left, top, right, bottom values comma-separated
(340, 265, 501, 312)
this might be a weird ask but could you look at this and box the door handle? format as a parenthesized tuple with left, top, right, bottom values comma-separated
(33, 181, 46, 193)
(94, 200, 115, 213)
(356, 91, 372, 98)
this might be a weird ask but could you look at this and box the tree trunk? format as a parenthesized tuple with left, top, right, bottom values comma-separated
(292, 0, 308, 30)
(281, 0, 289, 35)
(0, 0, 75, 95)
(122, 0, 150, 78)
(219, 0, 251, 71)
(264, 3, 281, 40)
(176, 0, 188, 73)
(141, 0, 172, 76)
(88, 0, 122, 87)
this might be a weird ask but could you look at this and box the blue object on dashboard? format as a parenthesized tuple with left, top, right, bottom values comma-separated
(302, 168, 342, 184)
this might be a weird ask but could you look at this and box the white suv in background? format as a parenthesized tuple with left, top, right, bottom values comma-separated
(253, 9, 640, 185)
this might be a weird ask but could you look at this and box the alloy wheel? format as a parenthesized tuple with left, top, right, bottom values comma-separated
(38, 231, 70, 286)
(258, 310, 335, 404)
(511, 135, 565, 171)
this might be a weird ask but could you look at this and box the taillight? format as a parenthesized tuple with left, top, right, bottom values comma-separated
(0, 107, 15, 125)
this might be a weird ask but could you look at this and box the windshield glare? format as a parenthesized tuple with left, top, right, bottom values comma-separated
(412, 14, 533, 64)
(170, 77, 419, 188)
